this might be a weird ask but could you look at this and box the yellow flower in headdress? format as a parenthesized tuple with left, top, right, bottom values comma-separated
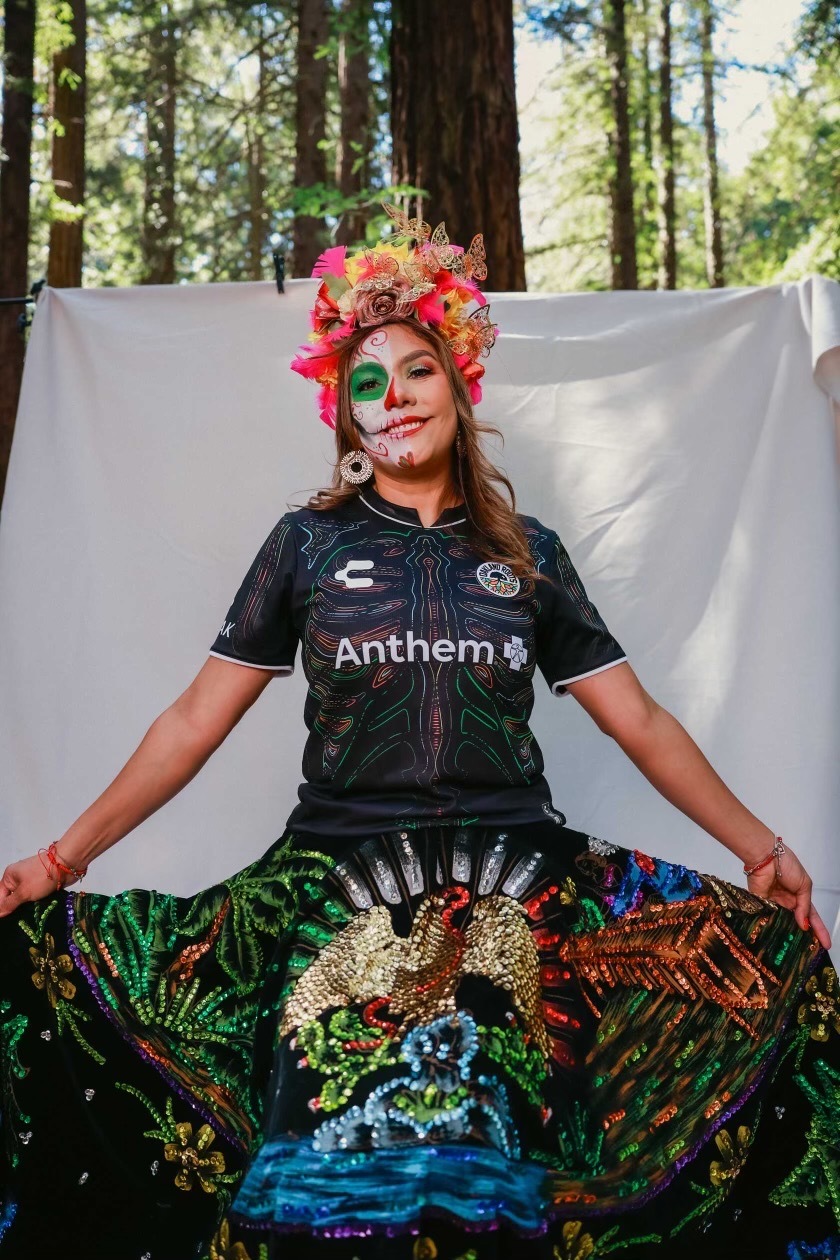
(344, 240, 413, 287)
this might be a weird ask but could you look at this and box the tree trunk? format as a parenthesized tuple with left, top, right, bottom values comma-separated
(335, 0, 371, 248)
(141, 4, 177, 285)
(47, 0, 87, 287)
(0, 0, 37, 510)
(604, 0, 638, 289)
(657, 0, 676, 289)
(292, 0, 330, 276)
(390, 0, 525, 291)
(246, 21, 268, 281)
(698, 0, 724, 287)
(639, 0, 654, 198)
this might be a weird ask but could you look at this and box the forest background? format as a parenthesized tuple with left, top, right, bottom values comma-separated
(0, 0, 838, 504)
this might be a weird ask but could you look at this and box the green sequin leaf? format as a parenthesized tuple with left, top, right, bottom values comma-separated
(769, 1057, 840, 1226)
(216, 899, 263, 990)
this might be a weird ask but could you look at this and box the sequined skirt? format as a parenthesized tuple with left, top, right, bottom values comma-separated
(1, 821, 838, 1260)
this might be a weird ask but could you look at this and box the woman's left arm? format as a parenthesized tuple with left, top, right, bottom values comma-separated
(566, 661, 832, 951)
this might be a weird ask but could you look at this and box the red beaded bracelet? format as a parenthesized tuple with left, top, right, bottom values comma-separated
(743, 836, 786, 877)
(38, 842, 88, 889)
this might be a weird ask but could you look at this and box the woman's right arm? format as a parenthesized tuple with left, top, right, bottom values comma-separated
(0, 657, 276, 916)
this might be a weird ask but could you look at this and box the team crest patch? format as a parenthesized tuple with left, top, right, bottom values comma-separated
(476, 562, 520, 598)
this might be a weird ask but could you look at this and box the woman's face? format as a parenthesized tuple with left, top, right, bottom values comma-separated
(347, 323, 458, 473)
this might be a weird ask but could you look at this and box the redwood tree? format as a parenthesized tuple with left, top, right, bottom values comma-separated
(604, 0, 638, 289)
(0, 0, 37, 510)
(639, 0, 655, 222)
(48, 0, 87, 287)
(698, 0, 724, 287)
(657, 0, 676, 289)
(245, 13, 269, 281)
(292, 0, 330, 276)
(390, 0, 525, 291)
(335, 0, 372, 247)
(141, 3, 178, 285)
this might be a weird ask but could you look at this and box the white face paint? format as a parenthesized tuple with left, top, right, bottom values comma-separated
(349, 324, 458, 472)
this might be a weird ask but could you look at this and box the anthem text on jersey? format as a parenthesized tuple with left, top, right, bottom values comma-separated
(335, 633, 496, 668)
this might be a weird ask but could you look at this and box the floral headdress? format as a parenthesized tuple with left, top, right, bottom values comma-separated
(290, 202, 499, 428)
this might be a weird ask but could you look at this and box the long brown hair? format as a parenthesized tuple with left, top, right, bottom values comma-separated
(306, 321, 537, 579)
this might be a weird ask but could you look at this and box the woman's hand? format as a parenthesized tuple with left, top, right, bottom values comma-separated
(747, 847, 832, 951)
(567, 670, 834, 955)
(0, 854, 72, 918)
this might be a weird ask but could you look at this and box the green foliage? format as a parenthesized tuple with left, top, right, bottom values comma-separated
(518, 38, 612, 291)
(725, 60, 840, 284)
(25, 0, 400, 285)
(18, 0, 840, 290)
(519, 0, 839, 290)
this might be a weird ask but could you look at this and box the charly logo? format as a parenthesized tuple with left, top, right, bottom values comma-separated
(335, 559, 374, 589)
(476, 561, 520, 598)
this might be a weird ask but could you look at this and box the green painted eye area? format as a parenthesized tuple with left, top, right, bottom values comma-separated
(350, 361, 389, 402)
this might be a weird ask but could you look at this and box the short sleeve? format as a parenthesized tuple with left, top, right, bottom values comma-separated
(208, 514, 299, 673)
(533, 528, 627, 698)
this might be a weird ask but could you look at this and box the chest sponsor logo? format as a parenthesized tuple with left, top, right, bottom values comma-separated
(335, 632, 529, 670)
(335, 559, 375, 589)
(476, 561, 520, 598)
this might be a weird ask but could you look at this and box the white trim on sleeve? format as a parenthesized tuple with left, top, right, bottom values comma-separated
(208, 651, 295, 675)
(551, 655, 628, 697)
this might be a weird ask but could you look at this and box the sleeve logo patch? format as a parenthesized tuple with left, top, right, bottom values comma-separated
(476, 562, 520, 598)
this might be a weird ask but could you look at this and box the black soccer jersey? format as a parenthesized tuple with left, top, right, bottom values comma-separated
(208, 486, 627, 835)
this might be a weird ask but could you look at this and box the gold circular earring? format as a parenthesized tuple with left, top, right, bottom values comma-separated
(339, 450, 374, 485)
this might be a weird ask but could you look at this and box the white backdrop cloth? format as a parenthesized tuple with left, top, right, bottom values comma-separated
(1, 276, 839, 942)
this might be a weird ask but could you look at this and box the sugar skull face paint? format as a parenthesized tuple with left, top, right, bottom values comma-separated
(348, 324, 458, 472)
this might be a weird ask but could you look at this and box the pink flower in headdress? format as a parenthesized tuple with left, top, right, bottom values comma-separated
(460, 360, 485, 385)
(453, 352, 486, 405)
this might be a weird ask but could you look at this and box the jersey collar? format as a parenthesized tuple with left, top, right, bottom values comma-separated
(359, 485, 468, 529)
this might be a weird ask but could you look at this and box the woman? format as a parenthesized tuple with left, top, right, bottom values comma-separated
(0, 206, 837, 1260)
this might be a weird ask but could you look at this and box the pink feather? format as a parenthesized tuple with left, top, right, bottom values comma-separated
(310, 246, 348, 279)
(317, 383, 338, 428)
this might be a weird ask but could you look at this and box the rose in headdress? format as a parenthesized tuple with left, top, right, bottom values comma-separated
(352, 275, 417, 327)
